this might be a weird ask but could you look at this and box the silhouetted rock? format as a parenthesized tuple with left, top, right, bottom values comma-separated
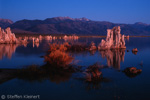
(98, 26, 126, 50)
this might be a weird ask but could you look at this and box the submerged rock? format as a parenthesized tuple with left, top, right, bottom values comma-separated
(98, 26, 126, 50)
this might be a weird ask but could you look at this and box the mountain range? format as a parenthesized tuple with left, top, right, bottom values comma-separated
(0, 17, 150, 36)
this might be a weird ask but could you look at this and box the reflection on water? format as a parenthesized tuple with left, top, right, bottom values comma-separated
(0, 44, 29, 59)
(0, 44, 20, 59)
(99, 49, 125, 70)
(0, 40, 126, 70)
(81, 63, 111, 90)
(16, 64, 75, 84)
(33, 42, 40, 48)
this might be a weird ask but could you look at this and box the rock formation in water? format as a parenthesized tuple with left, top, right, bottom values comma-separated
(0, 27, 18, 44)
(132, 48, 138, 52)
(98, 26, 126, 50)
(132, 48, 138, 55)
(123, 67, 142, 78)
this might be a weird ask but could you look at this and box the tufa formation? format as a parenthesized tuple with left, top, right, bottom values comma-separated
(98, 26, 126, 50)
(0, 27, 18, 44)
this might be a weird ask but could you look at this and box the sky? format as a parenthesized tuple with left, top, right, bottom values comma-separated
(0, 0, 150, 24)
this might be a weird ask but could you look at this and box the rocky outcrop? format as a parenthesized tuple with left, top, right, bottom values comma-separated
(0, 27, 18, 44)
(132, 48, 138, 55)
(132, 48, 138, 52)
(98, 26, 126, 50)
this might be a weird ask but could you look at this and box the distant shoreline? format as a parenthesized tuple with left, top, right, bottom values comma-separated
(79, 36, 150, 38)
(15, 33, 150, 38)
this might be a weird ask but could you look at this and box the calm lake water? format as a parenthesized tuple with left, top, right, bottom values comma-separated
(0, 37, 150, 100)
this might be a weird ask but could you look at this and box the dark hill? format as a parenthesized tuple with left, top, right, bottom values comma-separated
(0, 18, 13, 28)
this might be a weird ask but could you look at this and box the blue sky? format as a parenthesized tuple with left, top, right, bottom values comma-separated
(0, 0, 150, 24)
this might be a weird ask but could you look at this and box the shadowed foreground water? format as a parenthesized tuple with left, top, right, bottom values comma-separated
(0, 37, 150, 100)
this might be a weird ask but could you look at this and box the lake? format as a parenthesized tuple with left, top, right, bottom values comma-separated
(0, 37, 150, 100)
